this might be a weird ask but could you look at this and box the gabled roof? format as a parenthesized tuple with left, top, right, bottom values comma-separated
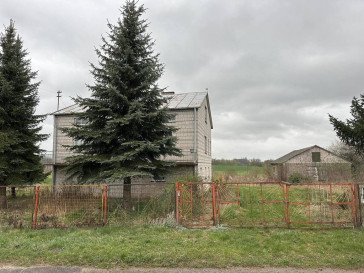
(165, 92, 207, 109)
(52, 104, 85, 115)
(271, 146, 316, 164)
(52, 92, 213, 128)
(270, 145, 350, 165)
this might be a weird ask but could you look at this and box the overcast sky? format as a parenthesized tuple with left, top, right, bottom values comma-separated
(1, 0, 362, 160)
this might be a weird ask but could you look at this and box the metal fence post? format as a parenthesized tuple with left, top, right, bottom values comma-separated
(212, 183, 217, 226)
(176, 182, 180, 225)
(104, 184, 108, 225)
(352, 184, 361, 228)
(285, 184, 291, 228)
(357, 184, 362, 227)
(32, 186, 40, 229)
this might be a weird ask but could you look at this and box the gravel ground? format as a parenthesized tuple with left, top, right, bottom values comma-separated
(0, 267, 363, 273)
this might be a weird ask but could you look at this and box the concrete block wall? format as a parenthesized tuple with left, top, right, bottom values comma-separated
(54, 166, 78, 185)
(163, 165, 195, 182)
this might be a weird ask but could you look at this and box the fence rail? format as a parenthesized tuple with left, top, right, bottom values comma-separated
(0, 182, 361, 229)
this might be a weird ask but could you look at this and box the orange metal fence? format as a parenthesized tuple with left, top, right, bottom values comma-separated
(176, 182, 361, 229)
(0, 182, 361, 229)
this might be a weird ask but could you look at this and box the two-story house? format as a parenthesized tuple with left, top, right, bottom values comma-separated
(51, 91, 213, 185)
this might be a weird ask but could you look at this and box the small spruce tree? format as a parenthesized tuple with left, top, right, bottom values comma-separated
(329, 95, 364, 155)
(0, 21, 47, 208)
(64, 1, 181, 208)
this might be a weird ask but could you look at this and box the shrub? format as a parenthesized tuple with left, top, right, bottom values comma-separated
(288, 173, 306, 183)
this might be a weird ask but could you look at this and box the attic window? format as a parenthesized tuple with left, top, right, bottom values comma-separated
(312, 152, 321, 162)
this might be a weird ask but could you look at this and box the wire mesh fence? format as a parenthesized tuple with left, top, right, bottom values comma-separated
(35, 185, 106, 229)
(0, 182, 176, 229)
(0, 186, 36, 228)
(107, 183, 176, 226)
(0, 182, 361, 229)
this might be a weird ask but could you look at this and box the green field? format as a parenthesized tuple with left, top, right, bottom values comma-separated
(212, 164, 264, 176)
(0, 226, 363, 268)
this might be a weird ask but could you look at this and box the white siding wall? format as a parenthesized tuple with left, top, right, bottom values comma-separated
(54, 115, 75, 164)
(196, 98, 212, 181)
(164, 109, 196, 163)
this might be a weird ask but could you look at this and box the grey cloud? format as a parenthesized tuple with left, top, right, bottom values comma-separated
(0, 0, 362, 158)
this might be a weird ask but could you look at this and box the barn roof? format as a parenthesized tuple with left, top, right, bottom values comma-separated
(271, 146, 316, 164)
(271, 145, 352, 165)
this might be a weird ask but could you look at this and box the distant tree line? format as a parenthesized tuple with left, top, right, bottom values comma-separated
(212, 158, 265, 167)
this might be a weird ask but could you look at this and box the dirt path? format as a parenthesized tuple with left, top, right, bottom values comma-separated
(0, 266, 363, 273)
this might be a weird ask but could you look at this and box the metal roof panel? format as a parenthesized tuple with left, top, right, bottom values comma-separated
(53, 92, 208, 115)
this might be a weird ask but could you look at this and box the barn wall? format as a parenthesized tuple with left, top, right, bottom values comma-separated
(283, 162, 352, 182)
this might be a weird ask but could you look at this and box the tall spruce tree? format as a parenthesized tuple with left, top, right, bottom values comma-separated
(64, 1, 181, 206)
(329, 94, 364, 155)
(0, 21, 47, 208)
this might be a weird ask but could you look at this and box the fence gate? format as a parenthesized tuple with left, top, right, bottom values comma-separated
(176, 182, 360, 229)
(216, 182, 287, 228)
(286, 183, 359, 229)
(176, 182, 216, 227)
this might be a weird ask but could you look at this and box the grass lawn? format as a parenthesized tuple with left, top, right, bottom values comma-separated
(212, 164, 264, 176)
(0, 226, 363, 269)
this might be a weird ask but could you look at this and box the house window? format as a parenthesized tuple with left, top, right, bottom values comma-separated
(205, 106, 207, 124)
(205, 136, 207, 154)
(169, 114, 176, 123)
(74, 117, 88, 126)
(209, 139, 211, 156)
(312, 152, 321, 162)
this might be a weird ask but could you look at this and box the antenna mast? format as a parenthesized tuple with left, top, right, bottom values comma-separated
(57, 90, 62, 110)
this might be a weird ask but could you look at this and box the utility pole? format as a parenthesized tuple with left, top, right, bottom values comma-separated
(56, 90, 62, 110)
